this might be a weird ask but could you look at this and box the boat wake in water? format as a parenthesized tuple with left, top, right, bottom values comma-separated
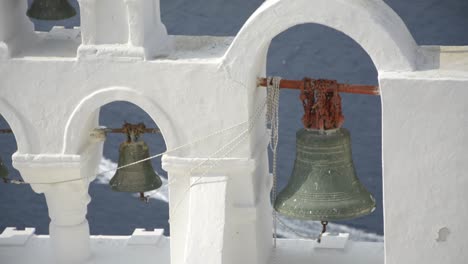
(97, 158, 383, 242)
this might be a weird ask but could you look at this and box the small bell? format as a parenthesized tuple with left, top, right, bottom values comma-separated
(27, 0, 76, 20)
(0, 157, 8, 182)
(274, 128, 375, 221)
(109, 124, 162, 201)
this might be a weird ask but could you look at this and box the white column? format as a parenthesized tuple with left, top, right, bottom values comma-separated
(124, 0, 145, 47)
(162, 155, 268, 264)
(44, 182, 91, 264)
(13, 151, 99, 264)
(184, 175, 227, 264)
(77, 0, 97, 45)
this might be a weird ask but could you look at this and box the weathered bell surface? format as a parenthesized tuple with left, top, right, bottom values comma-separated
(27, 0, 76, 20)
(0, 157, 8, 180)
(110, 141, 162, 193)
(274, 128, 376, 221)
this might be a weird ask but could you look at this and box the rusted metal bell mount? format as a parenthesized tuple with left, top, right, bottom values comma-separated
(110, 140, 162, 194)
(27, 0, 76, 21)
(274, 128, 376, 221)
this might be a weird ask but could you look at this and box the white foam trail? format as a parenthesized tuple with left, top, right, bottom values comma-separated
(276, 215, 383, 242)
(96, 158, 382, 242)
(96, 157, 169, 203)
(96, 158, 117, 184)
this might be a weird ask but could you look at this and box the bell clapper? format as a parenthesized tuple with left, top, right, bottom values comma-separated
(139, 192, 150, 203)
(317, 221, 328, 243)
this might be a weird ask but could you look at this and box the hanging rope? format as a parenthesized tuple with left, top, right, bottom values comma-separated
(4, 92, 269, 188)
(266, 76, 281, 248)
(3, 118, 250, 185)
(168, 93, 270, 218)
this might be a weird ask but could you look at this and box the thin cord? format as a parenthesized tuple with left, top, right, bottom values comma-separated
(169, 95, 269, 218)
(267, 76, 281, 248)
(99, 119, 249, 175)
(5, 120, 250, 185)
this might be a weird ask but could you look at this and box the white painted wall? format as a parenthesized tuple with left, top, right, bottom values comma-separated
(380, 74, 468, 264)
(95, 0, 128, 44)
(0, 0, 467, 263)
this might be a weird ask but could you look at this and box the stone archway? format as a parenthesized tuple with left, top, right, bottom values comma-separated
(218, 1, 419, 262)
(223, 0, 418, 84)
(0, 98, 37, 153)
(62, 86, 177, 155)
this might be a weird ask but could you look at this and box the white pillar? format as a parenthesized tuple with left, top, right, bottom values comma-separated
(162, 155, 270, 264)
(184, 175, 227, 264)
(45, 182, 91, 264)
(13, 151, 99, 264)
(124, 0, 145, 47)
(77, 0, 97, 45)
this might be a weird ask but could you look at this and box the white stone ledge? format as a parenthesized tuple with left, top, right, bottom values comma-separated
(78, 44, 146, 61)
(379, 70, 468, 81)
(127, 229, 164, 246)
(315, 233, 349, 249)
(12, 153, 81, 167)
(272, 239, 383, 264)
(12, 142, 99, 168)
(0, 236, 381, 264)
(1, 35, 232, 63)
(0, 228, 35, 246)
(12, 143, 101, 186)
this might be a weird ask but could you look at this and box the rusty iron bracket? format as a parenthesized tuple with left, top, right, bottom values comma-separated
(0, 129, 13, 134)
(299, 78, 345, 130)
(101, 124, 160, 135)
(259, 77, 378, 130)
(1, 125, 159, 137)
(94, 122, 161, 143)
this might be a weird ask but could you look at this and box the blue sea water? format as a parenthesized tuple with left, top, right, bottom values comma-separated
(1, 0, 467, 240)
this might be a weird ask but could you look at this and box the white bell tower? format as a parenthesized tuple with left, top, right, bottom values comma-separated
(78, 0, 172, 59)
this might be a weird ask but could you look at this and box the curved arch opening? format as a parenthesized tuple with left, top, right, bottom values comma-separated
(87, 101, 170, 236)
(0, 115, 49, 234)
(225, 0, 417, 82)
(63, 87, 175, 156)
(266, 23, 383, 242)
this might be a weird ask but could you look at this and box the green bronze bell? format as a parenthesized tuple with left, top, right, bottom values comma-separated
(274, 128, 375, 221)
(27, 0, 76, 20)
(110, 140, 162, 196)
(0, 157, 8, 181)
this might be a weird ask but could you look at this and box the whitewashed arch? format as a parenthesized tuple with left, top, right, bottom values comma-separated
(62, 87, 177, 154)
(0, 98, 38, 153)
(223, 0, 418, 80)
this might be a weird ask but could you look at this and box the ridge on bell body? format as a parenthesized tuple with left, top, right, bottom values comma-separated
(274, 128, 376, 221)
